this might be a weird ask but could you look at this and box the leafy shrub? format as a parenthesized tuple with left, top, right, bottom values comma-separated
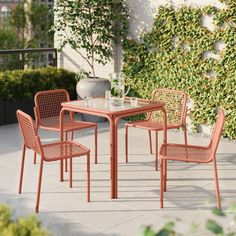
(0, 67, 77, 101)
(123, 0, 236, 139)
(0, 204, 50, 236)
(143, 205, 236, 236)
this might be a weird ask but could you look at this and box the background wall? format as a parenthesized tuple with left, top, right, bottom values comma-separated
(56, 0, 225, 76)
(126, 0, 226, 39)
(57, 44, 114, 78)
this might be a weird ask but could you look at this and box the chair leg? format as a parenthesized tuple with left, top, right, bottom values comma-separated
(164, 160, 167, 192)
(125, 126, 128, 163)
(35, 158, 44, 213)
(70, 158, 73, 188)
(60, 158, 64, 182)
(213, 159, 221, 208)
(33, 122, 39, 164)
(87, 153, 90, 202)
(19, 144, 26, 194)
(184, 125, 188, 145)
(95, 126, 98, 164)
(148, 130, 153, 154)
(155, 131, 158, 171)
(33, 152, 37, 164)
(65, 132, 68, 172)
(160, 159, 164, 208)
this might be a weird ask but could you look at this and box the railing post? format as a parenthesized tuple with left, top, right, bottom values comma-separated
(22, 53, 25, 69)
(19, 53, 23, 69)
(1, 48, 57, 70)
(53, 49, 57, 67)
(19, 53, 25, 70)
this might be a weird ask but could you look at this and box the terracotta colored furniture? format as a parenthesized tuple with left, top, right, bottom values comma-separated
(60, 97, 167, 199)
(34, 89, 97, 170)
(125, 89, 187, 170)
(159, 109, 225, 208)
(17, 110, 90, 213)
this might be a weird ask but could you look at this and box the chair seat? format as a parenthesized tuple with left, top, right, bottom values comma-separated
(126, 120, 180, 131)
(40, 115, 96, 132)
(42, 141, 90, 162)
(160, 143, 212, 163)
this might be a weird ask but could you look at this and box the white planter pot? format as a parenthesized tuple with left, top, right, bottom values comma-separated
(76, 78, 111, 122)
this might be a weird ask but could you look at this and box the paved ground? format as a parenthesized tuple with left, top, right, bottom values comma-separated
(0, 121, 236, 236)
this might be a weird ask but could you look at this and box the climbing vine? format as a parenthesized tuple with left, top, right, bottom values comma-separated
(123, 0, 236, 139)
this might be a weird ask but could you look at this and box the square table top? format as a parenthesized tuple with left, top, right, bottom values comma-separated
(61, 97, 165, 116)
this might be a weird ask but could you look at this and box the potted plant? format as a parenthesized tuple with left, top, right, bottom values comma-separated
(52, 0, 129, 121)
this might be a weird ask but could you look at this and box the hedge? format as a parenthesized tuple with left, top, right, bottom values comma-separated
(0, 67, 77, 101)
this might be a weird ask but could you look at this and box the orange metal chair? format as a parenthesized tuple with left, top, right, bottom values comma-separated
(125, 89, 187, 170)
(159, 109, 225, 208)
(34, 89, 97, 170)
(17, 110, 90, 213)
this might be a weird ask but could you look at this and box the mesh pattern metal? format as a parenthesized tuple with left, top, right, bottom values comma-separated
(160, 109, 225, 163)
(40, 115, 96, 131)
(17, 110, 41, 154)
(42, 141, 89, 161)
(151, 89, 187, 127)
(210, 109, 225, 153)
(161, 144, 212, 162)
(35, 89, 69, 119)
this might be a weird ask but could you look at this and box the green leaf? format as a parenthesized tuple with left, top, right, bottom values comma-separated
(163, 222, 175, 231)
(206, 220, 224, 234)
(212, 208, 226, 217)
(156, 229, 175, 236)
(143, 226, 156, 236)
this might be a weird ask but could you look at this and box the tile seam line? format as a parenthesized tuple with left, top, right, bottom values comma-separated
(47, 215, 110, 236)
(101, 213, 145, 233)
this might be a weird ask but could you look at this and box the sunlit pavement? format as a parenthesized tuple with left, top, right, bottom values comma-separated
(0, 121, 236, 236)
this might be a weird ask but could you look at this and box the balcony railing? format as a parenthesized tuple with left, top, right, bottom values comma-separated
(0, 48, 57, 71)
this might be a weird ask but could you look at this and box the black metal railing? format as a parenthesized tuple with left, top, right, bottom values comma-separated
(0, 48, 57, 71)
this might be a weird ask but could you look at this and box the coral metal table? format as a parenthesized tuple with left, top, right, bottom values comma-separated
(60, 97, 167, 199)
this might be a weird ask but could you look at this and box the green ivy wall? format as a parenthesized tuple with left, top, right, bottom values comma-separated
(123, 0, 236, 139)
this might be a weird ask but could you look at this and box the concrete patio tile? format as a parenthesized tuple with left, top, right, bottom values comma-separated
(0, 122, 236, 236)
(38, 212, 90, 236)
(104, 205, 236, 236)
(63, 210, 143, 234)
(40, 219, 110, 236)
(56, 193, 147, 232)
(102, 211, 203, 236)
(103, 213, 166, 236)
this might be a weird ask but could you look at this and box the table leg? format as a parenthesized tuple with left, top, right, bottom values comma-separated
(162, 108, 167, 191)
(59, 109, 65, 182)
(162, 108, 167, 144)
(109, 115, 118, 199)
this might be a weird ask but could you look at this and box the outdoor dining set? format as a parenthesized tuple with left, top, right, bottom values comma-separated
(16, 88, 225, 213)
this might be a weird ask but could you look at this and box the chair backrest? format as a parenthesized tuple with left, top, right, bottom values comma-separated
(151, 89, 187, 127)
(17, 110, 42, 154)
(34, 89, 70, 123)
(209, 109, 225, 157)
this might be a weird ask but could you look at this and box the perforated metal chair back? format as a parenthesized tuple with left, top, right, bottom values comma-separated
(17, 110, 42, 155)
(209, 109, 225, 157)
(34, 89, 70, 121)
(151, 89, 187, 127)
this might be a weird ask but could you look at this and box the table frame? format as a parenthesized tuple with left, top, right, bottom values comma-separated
(59, 98, 167, 199)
